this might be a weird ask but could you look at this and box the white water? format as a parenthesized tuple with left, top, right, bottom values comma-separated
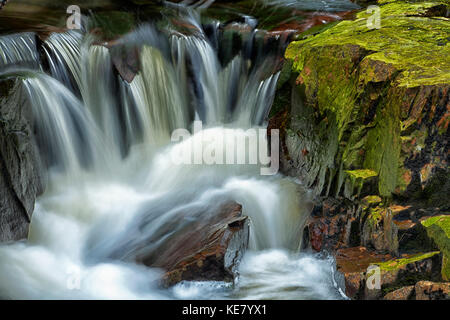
(0, 7, 344, 300)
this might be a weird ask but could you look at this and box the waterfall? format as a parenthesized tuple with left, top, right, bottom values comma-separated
(0, 5, 345, 300)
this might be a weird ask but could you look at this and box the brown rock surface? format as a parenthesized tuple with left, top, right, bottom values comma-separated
(415, 281, 450, 300)
(141, 202, 250, 287)
(382, 285, 415, 300)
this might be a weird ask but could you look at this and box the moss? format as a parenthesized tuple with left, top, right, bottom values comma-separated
(283, 0, 449, 199)
(374, 251, 440, 271)
(362, 195, 383, 206)
(421, 215, 450, 280)
(286, 14, 450, 88)
(89, 11, 135, 40)
(357, 1, 449, 18)
(346, 169, 378, 180)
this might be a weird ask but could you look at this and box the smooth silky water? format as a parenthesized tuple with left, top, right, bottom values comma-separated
(0, 1, 352, 300)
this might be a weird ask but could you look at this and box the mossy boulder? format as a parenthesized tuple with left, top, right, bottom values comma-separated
(421, 215, 450, 280)
(273, 0, 449, 206)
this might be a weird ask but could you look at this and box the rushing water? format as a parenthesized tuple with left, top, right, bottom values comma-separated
(0, 2, 350, 299)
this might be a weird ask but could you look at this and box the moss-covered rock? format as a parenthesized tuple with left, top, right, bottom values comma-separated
(275, 0, 449, 204)
(421, 215, 450, 280)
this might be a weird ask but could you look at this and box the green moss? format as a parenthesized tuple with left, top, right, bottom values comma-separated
(286, 14, 450, 88)
(421, 215, 450, 280)
(362, 195, 383, 206)
(357, 1, 449, 18)
(374, 251, 440, 271)
(346, 169, 378, 180)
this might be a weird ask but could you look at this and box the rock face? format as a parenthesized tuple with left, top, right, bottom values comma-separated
(269, 0, 450, 299)
(415, 281, 450, 300)
(139, 201, 250, 287)
(422, 215, 450, 280)
(0, 79, 44, 242)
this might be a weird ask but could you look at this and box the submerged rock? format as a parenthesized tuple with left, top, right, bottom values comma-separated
(140, 201, 250, 287)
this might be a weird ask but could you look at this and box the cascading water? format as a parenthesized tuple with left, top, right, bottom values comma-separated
(0, 3, 346, 300)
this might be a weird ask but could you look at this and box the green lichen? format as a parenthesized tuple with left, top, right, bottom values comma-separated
(374, 251, 440, 271)
(421, 215, 450, 280)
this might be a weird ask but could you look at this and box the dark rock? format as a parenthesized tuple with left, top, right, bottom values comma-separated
(140, 201, 250, 287)
(0, 79, 44, 242)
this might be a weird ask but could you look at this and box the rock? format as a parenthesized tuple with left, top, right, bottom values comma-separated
(382, 285, 414, 300)
(0, 79, 44, 242)
(414, 281, 450, 300)
(362, 206, 399, 255)
(336, 246, 393, 299)
(367, 251, 442, 299)
(421, 215, 450, 280)
(109, 44, 140, 83)
(274, 0, 449, 203)
(336, 246, 443, 299)
(141, 201, 250, 287)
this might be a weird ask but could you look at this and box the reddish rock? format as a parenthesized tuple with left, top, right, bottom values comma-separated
(336, 246, 392, 299)
(383, 286, 415, 300)
(139, 202, 250, 287)
(415, 281, 450, 300)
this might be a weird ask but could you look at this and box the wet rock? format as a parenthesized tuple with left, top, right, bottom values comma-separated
(382, 285, 415, 300)
(141, 202, 250, 287)
(108, 44, 140, 83)
(414, 281, 450, 300)
(0, 79, 44, 242)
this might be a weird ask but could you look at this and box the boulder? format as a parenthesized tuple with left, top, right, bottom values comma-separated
(415, 281, 450, 300)
(273, 0, 449, 203)
(141, 201, 250, 287)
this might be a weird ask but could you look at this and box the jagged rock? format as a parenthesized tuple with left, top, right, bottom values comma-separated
(382, 285, 415, 300)
(414, 281, 450, 300)
(141, 201, 250, 287)
(0, 79, 44, 242)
